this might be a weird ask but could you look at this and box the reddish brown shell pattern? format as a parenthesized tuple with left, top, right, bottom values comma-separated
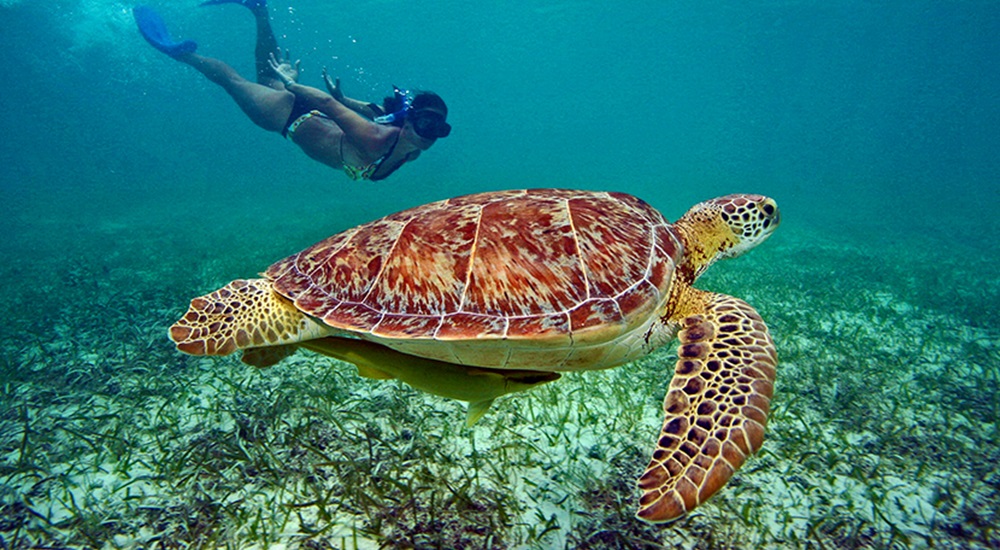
(266, 189, 682, 366)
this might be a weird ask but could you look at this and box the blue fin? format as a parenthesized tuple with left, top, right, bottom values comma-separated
(133, 6, 197, 58)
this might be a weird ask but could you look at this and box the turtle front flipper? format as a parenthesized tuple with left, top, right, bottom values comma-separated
(169, 278, 330, 356)
(636, 290, 777, 523)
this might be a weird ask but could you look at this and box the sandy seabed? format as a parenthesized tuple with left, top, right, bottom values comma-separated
(1, 210, 996, 549)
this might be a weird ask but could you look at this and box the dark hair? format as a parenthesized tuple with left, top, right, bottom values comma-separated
(411, 92, 447, 116)
(380, 90, 448, 127)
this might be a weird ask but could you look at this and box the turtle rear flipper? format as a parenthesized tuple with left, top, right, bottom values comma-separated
(169, 278, 330, 356)
(636, 291, 777, 522)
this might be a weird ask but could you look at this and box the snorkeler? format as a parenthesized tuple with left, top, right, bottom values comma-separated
(132, 1, 451, 182)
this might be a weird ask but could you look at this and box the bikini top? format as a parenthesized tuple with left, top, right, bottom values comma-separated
(340, 128, 402, 181)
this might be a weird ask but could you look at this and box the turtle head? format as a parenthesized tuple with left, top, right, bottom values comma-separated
(675, 194, 779, 281)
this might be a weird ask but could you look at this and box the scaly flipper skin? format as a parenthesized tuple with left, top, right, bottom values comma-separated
(636, 290, 777, 523)
(169, 278, 330, 355)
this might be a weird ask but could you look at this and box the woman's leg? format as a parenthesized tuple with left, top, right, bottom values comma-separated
(247, 3, 286, 88)
(176, 52, 293, 133)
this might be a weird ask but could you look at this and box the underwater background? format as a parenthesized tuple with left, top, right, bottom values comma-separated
(1, 0, 997, 548)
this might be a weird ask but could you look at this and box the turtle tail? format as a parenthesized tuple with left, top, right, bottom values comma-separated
(169, 278, 329, 356)
(636, 290, 777, 522)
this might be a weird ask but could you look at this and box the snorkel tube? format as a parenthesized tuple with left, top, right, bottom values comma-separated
(373, 86, 413, 125)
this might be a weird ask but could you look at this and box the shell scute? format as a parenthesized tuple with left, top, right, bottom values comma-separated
(507, 312, 571, 340)
(435, 312, 507, 339)
(568, 298, 623, 332)
(567, 194, 656, 298)
(317, 219, 401, 299)
(614, 280, 661, 321)
(365, 201, 481, 315)
(654, 225, 683, 267)
(462, 194, 586, 317)
(373, 314, 442, 338)
(446, 189, 527, 208)
(293, 285, 335, 317)
(324, 302, 382, 329)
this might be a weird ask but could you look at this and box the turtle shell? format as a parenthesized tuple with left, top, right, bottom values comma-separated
(266, 189, 682, 369)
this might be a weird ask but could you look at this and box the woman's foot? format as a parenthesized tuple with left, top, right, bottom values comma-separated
(134, 6, 198, 58)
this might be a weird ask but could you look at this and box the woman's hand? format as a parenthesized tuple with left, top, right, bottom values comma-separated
(268, 50, 301, 88)
(323, 67, 344, 101)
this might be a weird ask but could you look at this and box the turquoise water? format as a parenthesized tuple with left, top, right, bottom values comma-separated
(1, 1, 997, 548)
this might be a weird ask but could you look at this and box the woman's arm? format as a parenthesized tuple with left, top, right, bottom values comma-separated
(289, 83, 386, 155)
(269, 54, 386, 156)
(323, 68, 378, 119)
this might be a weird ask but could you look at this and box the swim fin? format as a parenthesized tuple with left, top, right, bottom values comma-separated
(133, 6, 197, 58)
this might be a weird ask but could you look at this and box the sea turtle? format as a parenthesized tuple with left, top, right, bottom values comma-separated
(169, 189, 780, 522)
